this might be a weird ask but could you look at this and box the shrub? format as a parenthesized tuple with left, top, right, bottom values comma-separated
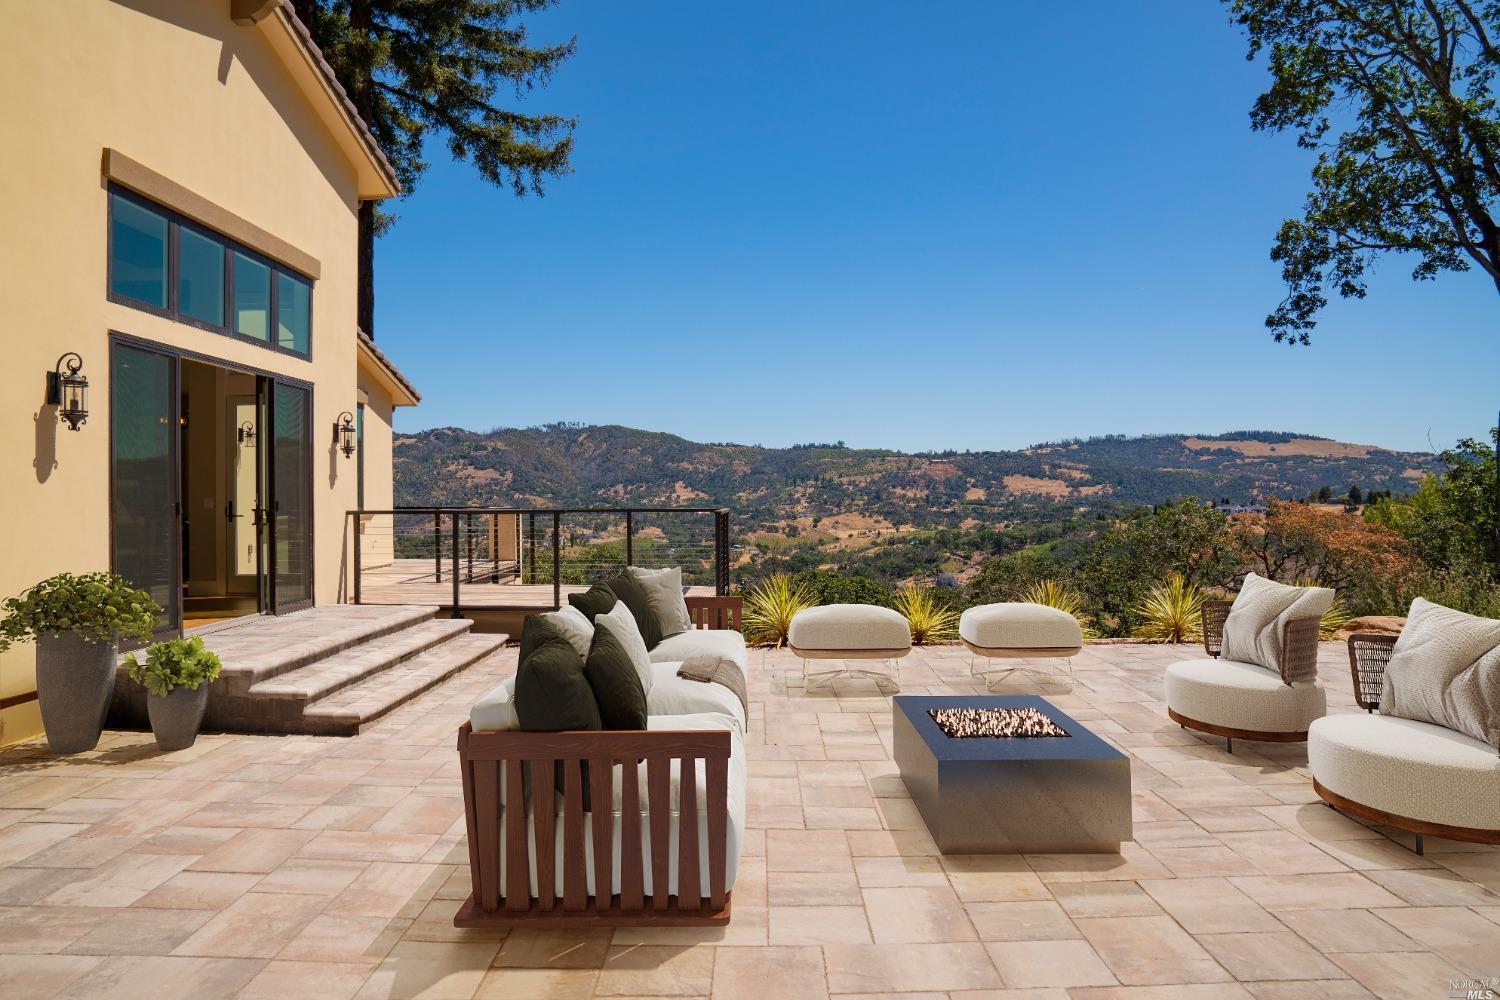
(124, 636, 223, 697)
(893, 583, 960, 645)
(1131, 573, 1204, 644)
(790, 570, 892, 607)
(0, 572, 161, 652)
(742, 573, 817, 648)
(1020, 580, 1099, 640)
(968, 551, 1060, 606)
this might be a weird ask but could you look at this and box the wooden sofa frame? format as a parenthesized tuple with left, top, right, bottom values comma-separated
(1312, 633, 1500, 853)
(454, 594, 744, 928)
(1167, 600, 1323, 748)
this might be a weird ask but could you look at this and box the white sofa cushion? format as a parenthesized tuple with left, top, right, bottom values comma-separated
(788, 603, 911, 652)
(647, 662, 745, 731)
(650, 628, 748, 671)
(1221, 573, 1334, 673)
(471, 675, 519, 732)
(1381, 598, 1500, 750)
(1310, 713, 1500, 831)
(596, 600, 654, 695)
(1164, 657, 1326, 734)
(960, 603, 1083, 650)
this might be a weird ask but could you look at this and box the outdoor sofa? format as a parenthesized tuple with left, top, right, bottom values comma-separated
(456, 579, 748, 927)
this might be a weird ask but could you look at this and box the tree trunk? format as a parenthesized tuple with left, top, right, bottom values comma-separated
(358, 200, 376, 337)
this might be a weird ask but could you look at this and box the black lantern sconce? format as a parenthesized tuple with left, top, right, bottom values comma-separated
(237, 421, 257, 446)
(46, 353, 89, 431)
(334, 411, 356, 458)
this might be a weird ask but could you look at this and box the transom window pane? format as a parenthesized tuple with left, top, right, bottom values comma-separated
(233, 252, 270, 341)
(276, 272, 311, 355)
(178, 228, 225, 326)
(110, 195, 167, 307)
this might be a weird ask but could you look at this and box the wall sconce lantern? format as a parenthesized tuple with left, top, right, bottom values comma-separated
(46, 353, 89, 431)
(334, 411, 356, 458)
(237, 421, 256, 446)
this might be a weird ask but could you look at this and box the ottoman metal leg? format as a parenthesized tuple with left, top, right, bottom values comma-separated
(803, 656, 901, 692)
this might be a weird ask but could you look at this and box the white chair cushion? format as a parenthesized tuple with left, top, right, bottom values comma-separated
(470, 676, 519, 732)
(960, 603, 1083, 650)
(647, 662, 746, 732)
(649, 629, 748, 672)
(788, 604, 911, 651)
(536, 605, 594, 660)
(1164, 658, 1326, 734)
(1310, 713, 1500, 831)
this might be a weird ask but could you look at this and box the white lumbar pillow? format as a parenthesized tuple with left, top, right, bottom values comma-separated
(1220, 573, 1334, 673)
(596, 600, 654, 694)
(538, 604, 594, 660)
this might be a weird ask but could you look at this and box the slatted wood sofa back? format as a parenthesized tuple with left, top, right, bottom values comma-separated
(454, 723, 734, 927)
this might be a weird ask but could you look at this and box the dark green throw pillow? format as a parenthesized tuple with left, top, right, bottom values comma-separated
(517, 613, 567, 667)
(514, 636, 601, 734)
(584, 625, 648, 731)
(603, 571, 661, 650)
(567, 583, 617, 623)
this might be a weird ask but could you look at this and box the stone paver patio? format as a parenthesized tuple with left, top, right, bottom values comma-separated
(2, 640, 1498, 999)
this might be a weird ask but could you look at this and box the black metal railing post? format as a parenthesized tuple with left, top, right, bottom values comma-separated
(451, 513, 462, 618)
(352, 512, 362, 604)
(552, 512, 562, 610)
(714, 509, 729, 596)
(466, 512, 474, 583)
(528, 512, 536, 585)
(434, 512, 443, 584)
(625, 510, 633, 568)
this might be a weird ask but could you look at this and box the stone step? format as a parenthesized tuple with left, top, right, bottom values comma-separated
(298, 633, 508, 735)
(245, 618, 474, 703)
(207, 605, 440, 693)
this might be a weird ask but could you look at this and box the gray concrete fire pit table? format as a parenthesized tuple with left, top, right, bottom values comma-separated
(893, 695, 1132, 853)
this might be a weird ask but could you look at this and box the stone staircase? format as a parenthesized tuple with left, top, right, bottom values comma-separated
(110, 605, 507, 737)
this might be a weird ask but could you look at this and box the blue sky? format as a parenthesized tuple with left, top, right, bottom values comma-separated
(374, 1, 1497, 455)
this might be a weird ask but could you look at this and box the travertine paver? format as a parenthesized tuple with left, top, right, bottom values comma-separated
(2, 639, 1499, 999)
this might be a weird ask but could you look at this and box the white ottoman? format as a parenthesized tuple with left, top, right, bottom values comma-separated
(788, 603, 912, 691)
(959, 603, 1084, 688)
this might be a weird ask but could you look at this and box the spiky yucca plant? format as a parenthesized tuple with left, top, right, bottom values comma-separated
(1020, 579, 1099, 640)
(893, 584, 960, 645)
(1294, 580, 1352, 641)
(1131, 573, 1205, 644)
(742, 574, 817, 648)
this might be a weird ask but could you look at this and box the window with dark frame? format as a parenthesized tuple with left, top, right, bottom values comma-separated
(107, 187, 313, 359)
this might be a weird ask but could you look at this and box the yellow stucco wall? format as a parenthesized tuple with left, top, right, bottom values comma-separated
(0, 1, 396, 745)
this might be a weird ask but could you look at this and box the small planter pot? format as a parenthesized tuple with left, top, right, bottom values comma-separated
(34, 633, 116, 755)
(146, 685, 210, 751)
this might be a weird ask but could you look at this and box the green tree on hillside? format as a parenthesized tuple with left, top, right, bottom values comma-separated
(1225, 0, 1500, 341)
(301, 1, 576, 335)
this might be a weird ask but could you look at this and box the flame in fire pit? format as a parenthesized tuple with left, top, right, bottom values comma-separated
(928, 707, 1068, 739)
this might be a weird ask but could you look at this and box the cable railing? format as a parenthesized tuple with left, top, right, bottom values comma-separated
(343, 506, 730, 615)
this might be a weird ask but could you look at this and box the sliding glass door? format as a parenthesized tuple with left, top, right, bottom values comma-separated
(268, 380, 313, 613)
(110, 342, 180, 633)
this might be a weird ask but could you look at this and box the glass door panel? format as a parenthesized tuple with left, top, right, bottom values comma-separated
(110, 342, 180, 633)
(226, 395, 260, 593)
(269, 381, 312, 612)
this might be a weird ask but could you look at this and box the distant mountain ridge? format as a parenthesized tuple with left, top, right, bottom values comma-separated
(393, 424, 1438, 529)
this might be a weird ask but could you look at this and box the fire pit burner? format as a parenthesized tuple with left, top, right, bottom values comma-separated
(928, 706, 1068, 739)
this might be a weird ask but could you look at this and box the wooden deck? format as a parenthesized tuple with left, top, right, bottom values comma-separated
(354, 559, 715, 610)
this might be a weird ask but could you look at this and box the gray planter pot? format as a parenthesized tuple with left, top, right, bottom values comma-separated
(146, 685, 209, 751)
(34, 632, 116, 755)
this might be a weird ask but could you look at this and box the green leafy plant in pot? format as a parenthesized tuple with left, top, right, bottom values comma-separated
(125, 636, 222, 751)
(0, 573, 160, 754)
